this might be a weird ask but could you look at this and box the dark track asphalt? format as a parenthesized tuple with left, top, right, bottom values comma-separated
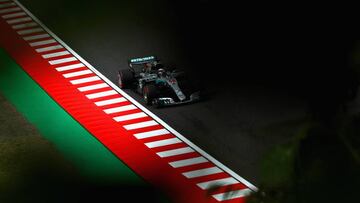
(16, 0, 351, 185)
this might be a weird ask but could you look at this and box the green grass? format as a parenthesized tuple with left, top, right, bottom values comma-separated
(0, 48, 141, 184)
(0, 48, 171, 202)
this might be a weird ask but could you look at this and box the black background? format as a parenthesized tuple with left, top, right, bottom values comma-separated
(168, 1, 358, 96)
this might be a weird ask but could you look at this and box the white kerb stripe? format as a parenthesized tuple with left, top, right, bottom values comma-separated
(23, 33, 49, 41)
(145, 138, 181, 148)
(12, 22, 37, 29)
(123, 120, 158, 130)
(0, 7, 21, 14)
(30, 39, 56, 47)
(70, 76, 100, 85)
(63, 69, 92, 78)
(2, 12, 26, 19)
(156, 147, 195, 158)
(134, 128, 170, 139)
(78, 83, 109, 92)
(212, 188, 252, 201)
(56, 63, 84, 72)
(17, 27, 43, 35)
(169, 157, 208, 168)
(49, 57, 77, 65)
(95, 97, 127, 106)
(6, 16, 31, 24)
(197, 177, 239, 190)
(103, 104, 137, 114)
(86, 90, 117, 99)
(0, 2, 15, 8)
(36, 44, 63, 53)
(42, 51, 70, 59)
(113, 112, 147, 122)
(182, 167, 223, 178)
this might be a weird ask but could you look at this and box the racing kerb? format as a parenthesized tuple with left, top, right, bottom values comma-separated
(0, 0, 257, 202)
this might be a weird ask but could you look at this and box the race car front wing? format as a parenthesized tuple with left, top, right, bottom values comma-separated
(153, 91, 201, 107)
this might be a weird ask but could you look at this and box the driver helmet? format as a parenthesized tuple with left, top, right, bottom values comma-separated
(153, 61, 158, 67)
(158, 68, 165, 77)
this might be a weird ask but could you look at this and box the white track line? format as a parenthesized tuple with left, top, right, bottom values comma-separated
(182, 167, 223, 179)
(48, 57, 77, 65)
(197, 177, 239, 190)
(14, 0, 257, 192)
(123, 120, 158, 130)
(212, 188, 252, 201)
(2, 11, 26, 19)
(169, 157, 208, 168)
(145, 138, 181, 148)
(103, 104, 137, 114)
(70, 76, 100, 85)
(86, 90, 117, 99)
(0, 6, 21, 14)
(35, 44, 63, 53)
(156, 147, 195, 158)
(17, 27, 43, 35)
(134, 128, 170, 139)
(6, 16, 30, 24)
(95, 97, 127, 107)
(30, 39, 56, 47)
(12, 21, 37, 29)
(42, 50, 70, 59)
(113, 112, 147, 122)
(77, 83, 109, 92)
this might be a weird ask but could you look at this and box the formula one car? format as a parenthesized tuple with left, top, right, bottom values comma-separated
(118, 56, 200, 107)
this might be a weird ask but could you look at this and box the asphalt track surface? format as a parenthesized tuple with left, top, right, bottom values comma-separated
(15, 0, 326, 185)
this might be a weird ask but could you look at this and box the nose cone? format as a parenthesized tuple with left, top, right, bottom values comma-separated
(167, 78, 186, 101)
(177, 90, 186, 101)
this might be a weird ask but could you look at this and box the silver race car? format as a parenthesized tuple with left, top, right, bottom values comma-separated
(118, 56, 200, 107)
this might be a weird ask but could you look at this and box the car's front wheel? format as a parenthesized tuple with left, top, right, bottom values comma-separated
(152, 98, 162, 108)
(143, 84, 157, 105)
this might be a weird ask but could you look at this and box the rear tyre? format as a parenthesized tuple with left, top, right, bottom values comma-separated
(143, 84, 157, 105)
(118, 69, 134, 88)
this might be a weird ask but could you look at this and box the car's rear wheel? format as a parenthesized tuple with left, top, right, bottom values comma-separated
(143, 84, 157, 105)
(118, 69, 134, 88)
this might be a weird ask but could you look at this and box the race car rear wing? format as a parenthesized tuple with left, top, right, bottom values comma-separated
(128, 56, 158, 66)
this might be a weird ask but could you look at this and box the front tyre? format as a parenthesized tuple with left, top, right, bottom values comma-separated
(152, 98, 162, 108)
(143, 84, 157, 105)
